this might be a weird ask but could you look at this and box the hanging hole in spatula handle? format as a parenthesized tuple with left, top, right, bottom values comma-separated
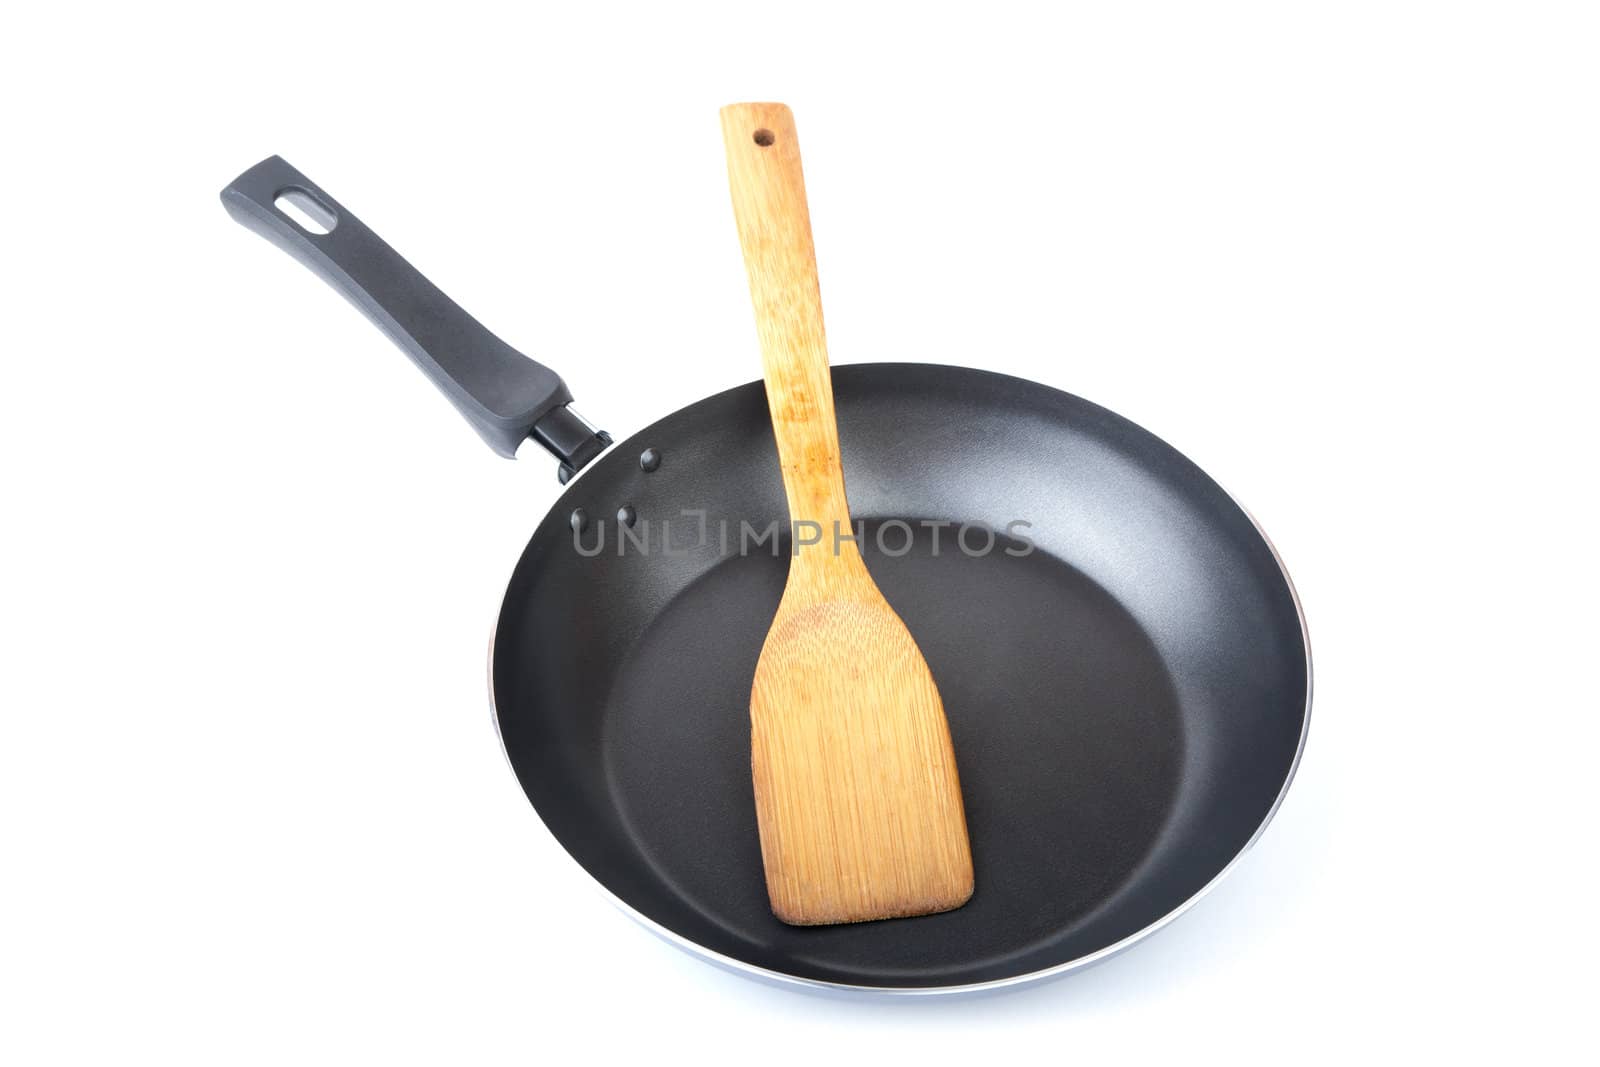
(219, 156, 609, 477)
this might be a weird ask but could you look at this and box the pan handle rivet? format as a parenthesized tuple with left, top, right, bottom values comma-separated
(569, 507, 589, 534)
(639, 448, 662, 473)
(617, 505, 637, 528)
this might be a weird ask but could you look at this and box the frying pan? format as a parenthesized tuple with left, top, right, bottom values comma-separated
(221, 155, 1311, 994)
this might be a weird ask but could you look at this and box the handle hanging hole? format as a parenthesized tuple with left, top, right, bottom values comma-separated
(753, 129, 775, 147)
(274, 188, 337, 235)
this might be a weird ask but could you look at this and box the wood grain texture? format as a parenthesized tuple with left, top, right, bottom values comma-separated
(721, 102, 974, 925)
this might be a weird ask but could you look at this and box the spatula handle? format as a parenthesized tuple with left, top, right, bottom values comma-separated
(721, 103, 852, 535)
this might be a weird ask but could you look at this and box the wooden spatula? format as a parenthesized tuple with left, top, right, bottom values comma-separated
(721, 102, 975, 925)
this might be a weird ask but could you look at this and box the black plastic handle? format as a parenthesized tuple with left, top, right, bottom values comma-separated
(220, 156, 609, 479)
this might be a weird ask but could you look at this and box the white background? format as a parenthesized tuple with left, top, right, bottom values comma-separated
(3, 2, 1596, 1062)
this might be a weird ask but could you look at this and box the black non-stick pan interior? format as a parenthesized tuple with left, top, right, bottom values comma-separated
(492, 363, 1308, 990)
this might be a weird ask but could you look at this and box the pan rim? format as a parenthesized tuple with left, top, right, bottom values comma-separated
(487, 364, 1313, 996)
